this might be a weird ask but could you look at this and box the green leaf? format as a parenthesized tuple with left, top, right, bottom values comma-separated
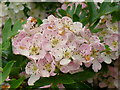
(111, 10, 120, 22)
(1, 61, 15, 84)
(10, 20, 25, 37)
(78, 82, 91, 88)
(10, 77, 25, 88)
(55, 74, 75, 84)
(37, 18, 43, 26)
(105, 45, 111, 51)
(64, 82, 91, 89)
(99, 3, 119, 15)
(75, 4, 82, 16)
(2, 19, 25, 50)
(90, 28, 103, 33)
(79, 10, 87, 21)
(66, 6, 71, 16)
(90, 2, 119, 24)
(34, 74, 75, 87)
(10, 67, 21, 76)
(86, 1, 98, 23)
(73, 14, 79, 22)
(71, 69, 95, 82)
(2, 41, 10, 50)
(0, 67, 3, 72)
(2, 18, 12, 42)
(71, 3, 76, 16)
(58, 9, 67, 17)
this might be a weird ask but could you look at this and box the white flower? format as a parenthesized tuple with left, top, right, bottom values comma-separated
(0, 3, 8, 17)
(92, 60, 101, 72)
(101, 52, 112, 64)
(25, 61, 41, 85)
(106, 21, 118, 33)
(70, 22, 83, 35)
(8, 2, 24, 13)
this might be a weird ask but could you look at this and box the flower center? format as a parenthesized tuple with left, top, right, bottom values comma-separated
(101, 31, 107, 36)
(85, 55, 91, 61)
(51, 39, 59, 47)
(30, 46, 40, 55)
(112, 41, 118, 47)
(111, 25, 118, 32)
(64, 51, 71, 58)
(32, 65, 38, 71)
(106, 51, 111, 55)
(44, 64, 51, 72)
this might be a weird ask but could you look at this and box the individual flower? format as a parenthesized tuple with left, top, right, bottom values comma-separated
(60, 61, 83, 74)
(8, 2, 25, 13)
(37, 53, 56, 76)
(12, 30, 28, 54)
(106, 21, 118, 33)
(42, 27, 68, 51)
(25, 61, 42, 85)
(19, 33, 46, 60)
(70, 22, 84, 35)
(104, 33, 119, 51)
(25, 53, 56, 85)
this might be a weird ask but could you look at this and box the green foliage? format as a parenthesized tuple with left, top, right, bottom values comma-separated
(2, 19, 25, 50)
(64, 82, 92, 89)
(2, 19, 12, 43)
(90, 28, 103, 33)
(34, 74, 75, 88)
(34, 69, 95, 88)
(0, 61, 15, 84)
(9, 77, 25, 88)
(58, 9, 67, 17)
(2, 19, 12, 50)
(37, 18, 43, 26)
(1, 1, 119, 89)
(86, 0, 98, 23)
(58, 2, 119, 32)
(71, 69, 95, 82)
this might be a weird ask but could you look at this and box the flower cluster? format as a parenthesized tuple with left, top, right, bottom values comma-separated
(12, 15, 119, 85)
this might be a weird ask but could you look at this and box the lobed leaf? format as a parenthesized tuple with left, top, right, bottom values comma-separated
(0, 61, 15, 84)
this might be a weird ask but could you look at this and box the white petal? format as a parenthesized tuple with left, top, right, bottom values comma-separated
(60, 58, 71, 65)
(101, 53, 112, 64)
(53, 49, 63, 61)
(20, 49, 29, 56)
(104, 56, 112, 64)
(14, 8, 19, 13)
(41, 70, 50, 77)
(28, 74, 40, 86)
(92, 60, 101, 72)
(19, 6, 24, 10)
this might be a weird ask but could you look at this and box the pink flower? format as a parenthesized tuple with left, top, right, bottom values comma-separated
(70, 22, 84, 35)
(104, 34, 119, 51)
(99, 82, 107, 88)
(57, 83, 65, 88)
(79, 44, 92, 56)
(60, 61, 82, 74)
(25, 61, 41, 85)
(90, 42, 105, 52)
(25, 53, 56, 85)
(12, 30, 28, 54)
(42, 28, 68, 51)
(92, 60, 101, 72)
(37, 53, 56, 76)
(19, 33, 46, 60)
